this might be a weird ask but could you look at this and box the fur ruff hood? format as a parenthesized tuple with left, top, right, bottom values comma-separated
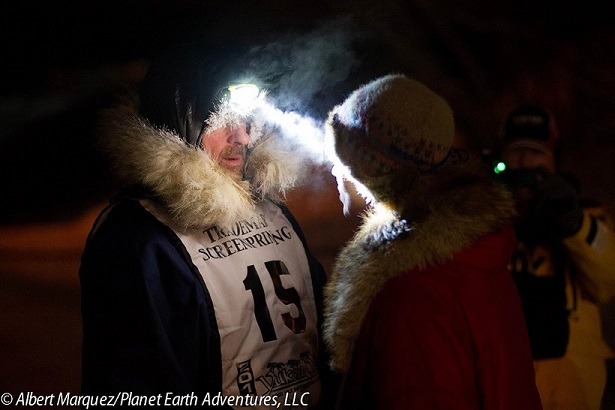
(97, 96, 305, 230)
(323, 158, 517, 372)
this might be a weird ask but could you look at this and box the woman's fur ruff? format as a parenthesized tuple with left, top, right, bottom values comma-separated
(97, 97, 305, 230)
(323, 159, 517, 372)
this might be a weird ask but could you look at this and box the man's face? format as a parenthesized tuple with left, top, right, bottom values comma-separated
(201, 122, 250, 179)
(500, 142, 556, 223)
(500, 144, 555, 172)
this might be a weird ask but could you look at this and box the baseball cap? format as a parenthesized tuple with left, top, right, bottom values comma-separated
(501, 105, 559, 154)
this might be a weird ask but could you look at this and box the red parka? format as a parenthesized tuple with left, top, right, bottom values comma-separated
(323, 160, 543, 410)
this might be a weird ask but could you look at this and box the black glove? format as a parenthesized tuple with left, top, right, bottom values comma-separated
(531, 171, 584, 238)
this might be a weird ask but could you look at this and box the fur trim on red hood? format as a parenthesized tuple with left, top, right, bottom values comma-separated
(323, 158, 516, 372)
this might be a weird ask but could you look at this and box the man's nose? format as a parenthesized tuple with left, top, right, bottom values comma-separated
(228, 127, 250, 146)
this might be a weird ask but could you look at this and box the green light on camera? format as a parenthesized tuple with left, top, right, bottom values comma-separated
(494, 162, 507, 174)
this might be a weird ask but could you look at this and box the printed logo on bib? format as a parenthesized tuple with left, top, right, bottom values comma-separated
(198, 213, 294, 261)
(236, 351, 318, 397)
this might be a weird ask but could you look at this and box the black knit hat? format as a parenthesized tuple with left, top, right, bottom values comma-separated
(139, 41, 257, 147)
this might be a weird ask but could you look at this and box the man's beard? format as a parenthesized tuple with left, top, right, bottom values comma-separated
(219, 145, 247, 180)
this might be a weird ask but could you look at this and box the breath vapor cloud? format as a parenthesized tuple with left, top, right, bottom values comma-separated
(244, 17, 368, 168)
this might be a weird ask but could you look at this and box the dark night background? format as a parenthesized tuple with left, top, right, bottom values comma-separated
(0, 0, 614, 406)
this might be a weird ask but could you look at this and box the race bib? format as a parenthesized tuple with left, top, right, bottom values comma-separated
(142, 200, 321, 408)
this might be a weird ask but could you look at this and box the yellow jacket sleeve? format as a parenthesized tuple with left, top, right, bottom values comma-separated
(563, 208, 615, 302)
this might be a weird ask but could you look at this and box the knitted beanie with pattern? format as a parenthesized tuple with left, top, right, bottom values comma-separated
(325, 74, 456, 204)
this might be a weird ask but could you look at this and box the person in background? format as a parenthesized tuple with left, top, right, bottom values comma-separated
(321, 74, 542, 409)
(79, 41, 333, 408)
(495, 105, 615, 410)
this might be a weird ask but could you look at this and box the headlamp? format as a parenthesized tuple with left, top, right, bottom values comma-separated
(214, 83, 262, 118)
(204, 83, 262, 134)
(228, 84, 260, 105)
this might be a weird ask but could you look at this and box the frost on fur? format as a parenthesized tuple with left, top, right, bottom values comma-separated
(245, 130, 307, 202)
(96, 98, 304, 230)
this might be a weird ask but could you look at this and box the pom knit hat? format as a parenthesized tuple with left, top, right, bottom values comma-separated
(325, 74, 455, 187)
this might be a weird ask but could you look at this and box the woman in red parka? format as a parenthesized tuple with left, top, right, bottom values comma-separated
(322, 74, 542, 409)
